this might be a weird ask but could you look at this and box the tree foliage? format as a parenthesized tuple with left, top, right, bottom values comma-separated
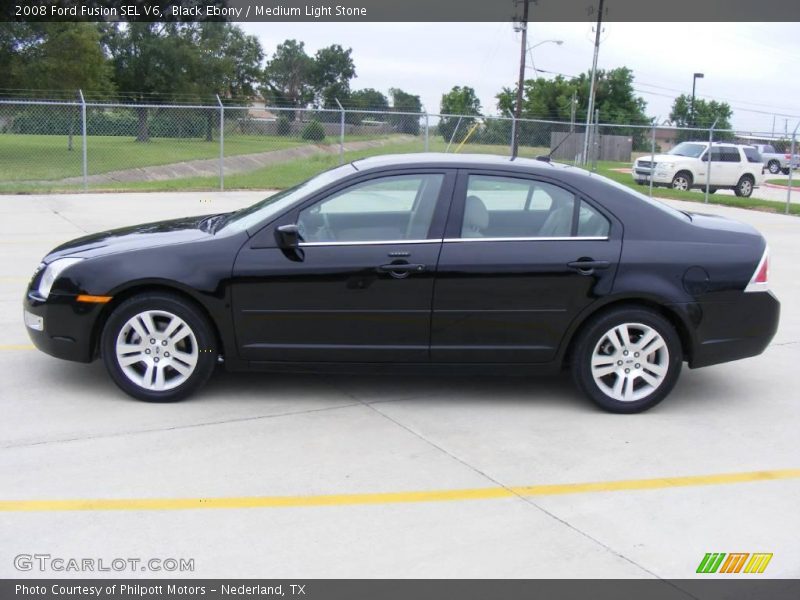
(389, 88, 422, 135)
(669, 94, 734, 141)
(438, 85, 481, 143)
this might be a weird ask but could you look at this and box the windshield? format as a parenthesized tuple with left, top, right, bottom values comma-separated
(589, 172, 689, 221)
(668, 142, 707, 158)
(220, 164, 357, 233)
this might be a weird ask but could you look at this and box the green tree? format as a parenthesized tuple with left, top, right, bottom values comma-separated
(311, 44, 356, 109)
(103, 22, 199, 141)
(184, 23, 264, 140)
(389, 88, 422, 135)
(348, 88, 389, 111)
(496, 67, 650, 150)
(438, 85, 481, 143)
(670, 94, 734, 141)
(261, 39, 314, 118)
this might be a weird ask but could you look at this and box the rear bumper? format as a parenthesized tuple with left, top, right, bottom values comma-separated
(681, 291, 780, 369)
(23, 292, 102, 363)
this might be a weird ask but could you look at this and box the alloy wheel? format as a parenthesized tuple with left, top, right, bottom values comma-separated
(115, 309, 199, 391)
(590, 322, 670, 402)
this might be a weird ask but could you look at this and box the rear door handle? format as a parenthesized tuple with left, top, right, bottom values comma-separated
(378, 263, 427, 274)
(567, 260, 610, 275)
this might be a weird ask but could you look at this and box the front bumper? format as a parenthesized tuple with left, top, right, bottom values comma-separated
(683, 291, 780, 369)
(24, 291, 103, 363)
(632, 168, 673, 185)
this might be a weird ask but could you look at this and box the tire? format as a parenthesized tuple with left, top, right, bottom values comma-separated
(767, 160, 781, 174)
(734, 175, 754, 198)
(707, 188, 717, 194)
(781, 167, 791, 175)
(571, 307, 683, 414)
(101, 292, 217, 402)
(671, 172, 692, 192)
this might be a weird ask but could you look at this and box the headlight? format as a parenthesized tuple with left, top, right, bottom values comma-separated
(36, 257, 84, 299)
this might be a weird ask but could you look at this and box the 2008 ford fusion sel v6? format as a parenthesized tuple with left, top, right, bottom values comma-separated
(23, 154, 780, 413)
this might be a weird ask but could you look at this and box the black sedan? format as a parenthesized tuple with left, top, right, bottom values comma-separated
(23, 154, 780, 413)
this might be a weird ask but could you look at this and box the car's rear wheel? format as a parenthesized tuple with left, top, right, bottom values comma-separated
(671, 172, 692, 191)
(571, 307, 682, 413)
(734, 175, 754, 198)
(101, 293, 217, 402)
(767, 160, 781, 174)
(781, 167, 790, 175)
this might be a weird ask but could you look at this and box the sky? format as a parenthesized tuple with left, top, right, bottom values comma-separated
(239, 21, 800, 134)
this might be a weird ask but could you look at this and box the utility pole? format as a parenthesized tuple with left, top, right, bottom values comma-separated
(582, 0, 604, 165)
(512, 0, 532, 158)
(570, 90, 576, 132)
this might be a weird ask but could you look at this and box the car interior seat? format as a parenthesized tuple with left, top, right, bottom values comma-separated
(462, 195, 489, 237)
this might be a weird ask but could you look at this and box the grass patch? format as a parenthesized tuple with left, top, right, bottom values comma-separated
(765, 178, 800, 188)
(0, 133, 380, 182)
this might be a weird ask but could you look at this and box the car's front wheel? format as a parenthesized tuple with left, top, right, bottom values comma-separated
(101, 292, 217, 402)
(571, 307, 682, 413)
(671, 172, 692, 192)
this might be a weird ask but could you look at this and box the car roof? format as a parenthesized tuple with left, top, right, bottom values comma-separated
(351, 152, 583, 174)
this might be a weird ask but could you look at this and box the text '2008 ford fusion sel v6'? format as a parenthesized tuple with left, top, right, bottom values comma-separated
(23, 154, 779, 413)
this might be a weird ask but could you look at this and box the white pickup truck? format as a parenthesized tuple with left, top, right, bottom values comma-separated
(632, 141, 764, 197)
(751, 143, 800, 175)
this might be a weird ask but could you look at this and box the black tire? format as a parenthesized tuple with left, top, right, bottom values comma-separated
(734, 175, 754, 198)
(101, 292, 217, 402)
(707, 188, 717, 194)
(671, 171, 692, 192)
(781, 167, 790, 175)
(571, 307, 683, 414)
(767, 160, 781, 175)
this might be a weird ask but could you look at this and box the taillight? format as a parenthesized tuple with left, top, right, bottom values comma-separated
(745, 247, 769, 293)
(786, 154, 792, 160)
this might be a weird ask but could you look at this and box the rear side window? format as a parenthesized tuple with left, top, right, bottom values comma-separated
(460, 175, 609, 239)
(721, 148, 742, 163)
(743, 147, 762, 163)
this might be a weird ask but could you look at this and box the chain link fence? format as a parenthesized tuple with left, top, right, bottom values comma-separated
(1, 95, 797, 212)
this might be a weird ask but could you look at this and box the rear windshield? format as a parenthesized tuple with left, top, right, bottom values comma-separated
(743, 147, 762, 163)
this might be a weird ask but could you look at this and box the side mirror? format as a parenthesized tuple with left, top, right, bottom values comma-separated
(700, 154, 709, 162)
(276, 224, 301, 248)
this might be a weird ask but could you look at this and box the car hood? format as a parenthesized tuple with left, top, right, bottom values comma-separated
(637, 154, 687, 164)
(45, 213, 227, 262)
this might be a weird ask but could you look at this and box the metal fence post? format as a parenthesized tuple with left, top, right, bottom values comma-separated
(335, 98, 345, 165)
(786, 123, 799, 214)
(424, 112, 429, 152)
(704, 118, 718, 204)
(591, 109, 599, 172)
(216, 95, 224, 191)
(507, 111, 516, 157)
(649, 120, 657, 198)
(78, 89, 88, 191)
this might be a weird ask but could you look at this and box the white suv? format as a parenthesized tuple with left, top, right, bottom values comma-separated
(632, 142, 764, 197)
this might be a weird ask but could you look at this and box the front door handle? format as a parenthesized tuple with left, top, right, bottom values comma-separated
(567, 259, 610, 275)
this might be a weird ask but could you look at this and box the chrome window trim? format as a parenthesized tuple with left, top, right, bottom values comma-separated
(443, 236, 609, 243)
(297, 239, 442, 247)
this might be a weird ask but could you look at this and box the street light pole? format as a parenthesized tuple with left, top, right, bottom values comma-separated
(691, 72, 704, 128)
(512, 0, 531, 158)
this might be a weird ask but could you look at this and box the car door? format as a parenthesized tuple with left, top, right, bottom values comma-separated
(703, 146, 727, 186)
(231, 169, 455, 363)
(431, 170, 622, 364)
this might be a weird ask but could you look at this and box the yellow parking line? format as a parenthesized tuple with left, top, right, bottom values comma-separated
(0, 344, 34, 351)
(1, 468, 798, 513)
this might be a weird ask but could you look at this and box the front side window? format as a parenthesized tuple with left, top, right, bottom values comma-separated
(459, 175, 609, 239)
(297, 174, 444, 243)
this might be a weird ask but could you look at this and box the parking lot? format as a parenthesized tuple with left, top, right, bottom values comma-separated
(1, 189, 798, 579)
